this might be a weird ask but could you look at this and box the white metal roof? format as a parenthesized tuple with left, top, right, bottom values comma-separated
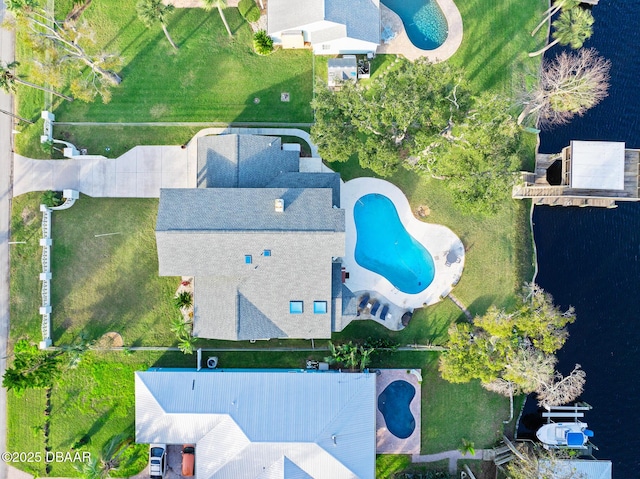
(570, 140, 625, 190)
(135, 370, 376, 479)
(539, 459, 612, 479)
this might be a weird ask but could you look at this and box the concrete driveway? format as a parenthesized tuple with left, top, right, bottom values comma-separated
(13, 146, 193, 198)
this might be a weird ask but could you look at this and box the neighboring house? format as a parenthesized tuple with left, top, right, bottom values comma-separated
(135, 369, 376, 479)
(156, 134, 356, 340)
(267, 0, 380, 55)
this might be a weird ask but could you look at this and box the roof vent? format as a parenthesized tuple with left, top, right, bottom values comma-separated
(274, 198, 284, 212)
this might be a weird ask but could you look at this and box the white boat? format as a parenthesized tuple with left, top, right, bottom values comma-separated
(536, 422, 593, 449)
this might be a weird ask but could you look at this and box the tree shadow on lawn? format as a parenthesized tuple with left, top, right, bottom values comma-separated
(464, 294, 498, 319)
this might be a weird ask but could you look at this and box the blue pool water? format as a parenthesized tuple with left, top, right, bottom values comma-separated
(378, 380, 416, 439)
(381, 0, 448, 50)
(353, 194, 435, 294)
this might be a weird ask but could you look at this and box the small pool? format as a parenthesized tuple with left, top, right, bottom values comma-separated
(381, 0, 448, 50)
(354, 194, 435, 294)
(378, 380, 416, 439)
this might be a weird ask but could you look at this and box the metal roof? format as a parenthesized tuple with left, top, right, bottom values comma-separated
(570, 140, 625, 190)
(135, 370, 376, 479)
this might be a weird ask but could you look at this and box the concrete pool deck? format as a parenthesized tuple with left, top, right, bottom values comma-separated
(376, 369, 421, 454)
(341, 177, 465, 313)
(377, 0, 463, 62)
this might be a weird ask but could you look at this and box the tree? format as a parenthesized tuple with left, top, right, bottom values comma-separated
(41, 190, 63, 207)
(170, 316, 191, 338)
(439, 284, 584, 406)
(518, 48, 610, 128)
(537, 364, 586, 408)
(202, 0, 232, 37)
(178, 336, 196, 355)
(253, 30, 273, 55)
(2, 339, 62, 395)
(137, 0, 178, 50)
(75, 434, 135, 479)
(325, 341, 375, 370)
(506, 444, 587, 479)
(7, 4, 122, 102)
(531, 0, 580, 37)
(0, 61, 73, 101)
(410, 93, 525, 214)
(529, 7, 594, 57)
(311, 59, 470, 177)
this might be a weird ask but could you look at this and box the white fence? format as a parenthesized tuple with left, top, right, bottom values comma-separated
(38, 190, 79, 349)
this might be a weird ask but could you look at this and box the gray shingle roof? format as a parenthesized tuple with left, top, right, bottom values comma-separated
(268, 0, 380, 44)
(157, 188, 345, 340)
(266, 172, 341, 207)
(135, 370, 377, 479)
(197, 135, 299, 188)
(157, 188, 344, 233)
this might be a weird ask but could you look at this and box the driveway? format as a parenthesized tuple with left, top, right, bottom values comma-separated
(13, 146, 192, 198)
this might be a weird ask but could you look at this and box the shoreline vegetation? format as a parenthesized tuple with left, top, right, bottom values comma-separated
(7, 0, 547, 477)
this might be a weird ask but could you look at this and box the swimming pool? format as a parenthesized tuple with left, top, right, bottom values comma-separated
(354, 194, 435, 294)
(378, 380, 416, 439)
(381, 0, 448, 50)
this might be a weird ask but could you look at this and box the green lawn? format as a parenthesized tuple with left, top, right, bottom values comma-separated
(14, 1, 314, 156)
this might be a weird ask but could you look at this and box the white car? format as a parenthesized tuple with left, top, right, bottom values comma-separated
(149, 444, 167, 479)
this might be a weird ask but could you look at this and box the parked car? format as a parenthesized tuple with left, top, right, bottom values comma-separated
(181, 444, 195, 477)
(149, 444, 167, 479)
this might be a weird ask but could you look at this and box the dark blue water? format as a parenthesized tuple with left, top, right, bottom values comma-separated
(378, 380, 416, 439)
(534, 2, 640, 475)
(354, 194, 435, 294)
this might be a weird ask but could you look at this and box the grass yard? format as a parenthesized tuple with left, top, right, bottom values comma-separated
(449, 0, 548, 93)
(14, 1, 314, 156)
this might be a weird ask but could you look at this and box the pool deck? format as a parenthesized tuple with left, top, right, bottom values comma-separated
(376, 369, 421, 454)
(341, 177, 465, 313)
(377, 0, 463, 62)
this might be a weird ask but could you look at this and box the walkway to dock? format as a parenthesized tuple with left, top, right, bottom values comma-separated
(412, 449, 492, 475)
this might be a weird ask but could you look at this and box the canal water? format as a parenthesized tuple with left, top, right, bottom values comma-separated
(533, 1, 640, 475)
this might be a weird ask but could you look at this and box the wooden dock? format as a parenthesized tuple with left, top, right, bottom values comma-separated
(513, 147, 640, 208)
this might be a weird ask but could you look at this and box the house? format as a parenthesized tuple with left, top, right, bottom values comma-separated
(155, 134, 356, 340)
(135, 369, 376, 479)
(267, 0, 380, 55)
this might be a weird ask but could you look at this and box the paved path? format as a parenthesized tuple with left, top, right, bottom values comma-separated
(0, 0, 15, 477)
(412, 449, 491, 475)
(447, 293, 473, 321)
(13, 128, 318, 198)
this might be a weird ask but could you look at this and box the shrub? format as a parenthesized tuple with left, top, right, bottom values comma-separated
(41, 190, 63, 208)
(238, 0, 261, 22)
(253, 30, 274, 55)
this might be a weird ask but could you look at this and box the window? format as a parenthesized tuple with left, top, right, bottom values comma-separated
(263, 249, 271, 257)
(245, 255, 252, 264)
(313, 301, 327, 314)
(289, 301, 303, 314)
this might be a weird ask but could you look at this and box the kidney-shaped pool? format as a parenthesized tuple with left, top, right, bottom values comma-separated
(354, 193, 435, 294)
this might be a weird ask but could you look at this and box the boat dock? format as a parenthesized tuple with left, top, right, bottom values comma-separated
(513, 141, 640, 207)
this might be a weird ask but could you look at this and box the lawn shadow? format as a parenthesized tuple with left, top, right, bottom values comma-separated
(465, 294, 498, 319)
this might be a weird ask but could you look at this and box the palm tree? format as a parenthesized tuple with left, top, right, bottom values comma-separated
(75, 434, 134, 479)
(178, 336, 196, 355)
(136, 0, 178, 50)
(529, 8, 594, 57)
(531, 0, 580, 37)
(0, 61, 73, 101)
(174, 291, 193, 310)
(170, 316, 190, 338)
(203, 0, 233, 37)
